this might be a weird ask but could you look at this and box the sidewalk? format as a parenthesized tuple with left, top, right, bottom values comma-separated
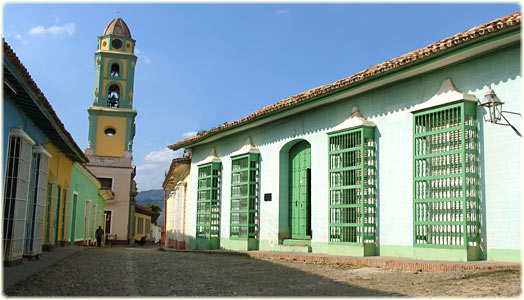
(3, 246, 85, 291)
(160, 246, 521, 272)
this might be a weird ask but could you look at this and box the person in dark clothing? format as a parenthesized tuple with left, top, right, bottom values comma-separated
(135, 236, 147, 246)
(95, 226, 104, 248)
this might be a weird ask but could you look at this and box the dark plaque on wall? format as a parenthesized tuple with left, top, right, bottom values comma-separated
(264, 193, 272, 202)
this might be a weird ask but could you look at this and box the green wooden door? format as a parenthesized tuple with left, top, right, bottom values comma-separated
(44, 183, 52, 244)
(289, 141, 311, 239)
(70, 193, 77, 246)
(54, 185, 61, 246)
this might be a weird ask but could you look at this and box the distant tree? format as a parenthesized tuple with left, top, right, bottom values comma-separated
(145, 203, 161, 225)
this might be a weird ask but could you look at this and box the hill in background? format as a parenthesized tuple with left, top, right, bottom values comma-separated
(136, 189, 164, 227)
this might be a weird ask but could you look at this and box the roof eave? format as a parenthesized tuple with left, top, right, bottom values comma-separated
(168, 22, 521, 151)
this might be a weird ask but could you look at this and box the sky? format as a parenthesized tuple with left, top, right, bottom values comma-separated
(2, 2, 520, 191)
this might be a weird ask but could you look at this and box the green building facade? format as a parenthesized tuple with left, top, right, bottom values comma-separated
(170, 13, 521, 261)
(69, 163, 107, 246)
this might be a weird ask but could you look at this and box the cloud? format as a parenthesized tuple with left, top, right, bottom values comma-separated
(276, 9, 289, 15)
(144, 148, 182, 163)
(182, 131, 197, 138)
(28, 23, 76, 36)
(136, 163, 157, 171)
(135, 148, 184, 191)
(135, 48, 152, 64)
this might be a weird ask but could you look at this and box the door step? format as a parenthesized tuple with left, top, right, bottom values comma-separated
(279, 239, 312, 253)
(282, 239, 311, 246)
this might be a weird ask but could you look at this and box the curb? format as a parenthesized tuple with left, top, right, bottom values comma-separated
(159, 246, 521, 273)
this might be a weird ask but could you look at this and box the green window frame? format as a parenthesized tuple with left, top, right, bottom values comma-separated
(413, 102, 479, 249)
(196, 162, 221, 239)
(328, 126, 376, 244)
(230, 153, 259, 239)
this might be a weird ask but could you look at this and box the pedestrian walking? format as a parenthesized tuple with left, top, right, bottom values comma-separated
(95, 226, 104, 248)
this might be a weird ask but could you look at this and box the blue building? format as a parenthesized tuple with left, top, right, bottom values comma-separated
(3, 40, 87, 265)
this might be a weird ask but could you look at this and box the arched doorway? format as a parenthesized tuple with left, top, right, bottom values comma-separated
(288, 140, 311, 239)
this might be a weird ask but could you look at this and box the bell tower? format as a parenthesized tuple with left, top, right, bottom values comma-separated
(87, 18, 137, 157)
(85, 18, 138, 245)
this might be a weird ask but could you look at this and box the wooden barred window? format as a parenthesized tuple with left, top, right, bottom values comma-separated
(196, 162, 221, 241)
(413, 102, 479, 248)
(137, 217, 144, 234)
(328, 126, 376, 244)
(3, 128, 34, 262)
(24, 146, 50, 256)
(230, 153, 259, 239)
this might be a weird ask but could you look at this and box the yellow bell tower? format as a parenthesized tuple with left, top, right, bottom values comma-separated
(87, 17, 137, 158)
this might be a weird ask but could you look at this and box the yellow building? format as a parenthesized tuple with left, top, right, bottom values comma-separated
(134, 204, 153, 242)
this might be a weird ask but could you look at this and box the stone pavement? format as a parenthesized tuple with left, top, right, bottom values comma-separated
(3, 246, 85, 291)
(5, 246, 521, 297)
(2, 244, 520, 295)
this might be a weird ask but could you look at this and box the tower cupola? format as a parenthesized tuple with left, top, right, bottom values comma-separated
(103, 18, 132, 38)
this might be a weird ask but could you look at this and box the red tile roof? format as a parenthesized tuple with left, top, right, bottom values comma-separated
(162, 156, 191, 189)
(168, 11, 521, 151)
(135, 204, 154, 216)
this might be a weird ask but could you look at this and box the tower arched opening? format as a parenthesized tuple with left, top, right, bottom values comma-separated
(107, 84, 120, 108)
(110, 63, 120, 77)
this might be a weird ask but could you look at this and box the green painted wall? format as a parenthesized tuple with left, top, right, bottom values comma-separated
(70, 164, 105, 244)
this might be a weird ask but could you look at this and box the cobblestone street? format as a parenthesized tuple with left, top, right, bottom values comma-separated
(5, 246, 521, 297)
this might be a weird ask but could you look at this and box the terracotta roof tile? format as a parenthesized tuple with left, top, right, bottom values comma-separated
(135, 204, 154, 216)
(168, 11, 521, 151)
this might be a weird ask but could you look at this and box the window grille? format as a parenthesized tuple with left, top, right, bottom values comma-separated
(137, 217, 144, 234)
(83, 200, 91, 245)
(24, 146, 50, 256)
(413, 102, 479, 248)
(91, 204, 96, 240)
(99, 211, 104, 230)
(54, 185, 61, 246)
(60, 189, 69, 241)
(196, 163, 221, 240)
(3, 129, 34, 262)
(92, 204, 98, 240)
(44, 182, 55, 245)
(328, 126, 376, 244)
(230, 154, 259, 239)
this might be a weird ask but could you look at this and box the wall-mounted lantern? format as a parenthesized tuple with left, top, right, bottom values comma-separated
(480, 87, 521, 137)
(480, 88, 503, 123)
